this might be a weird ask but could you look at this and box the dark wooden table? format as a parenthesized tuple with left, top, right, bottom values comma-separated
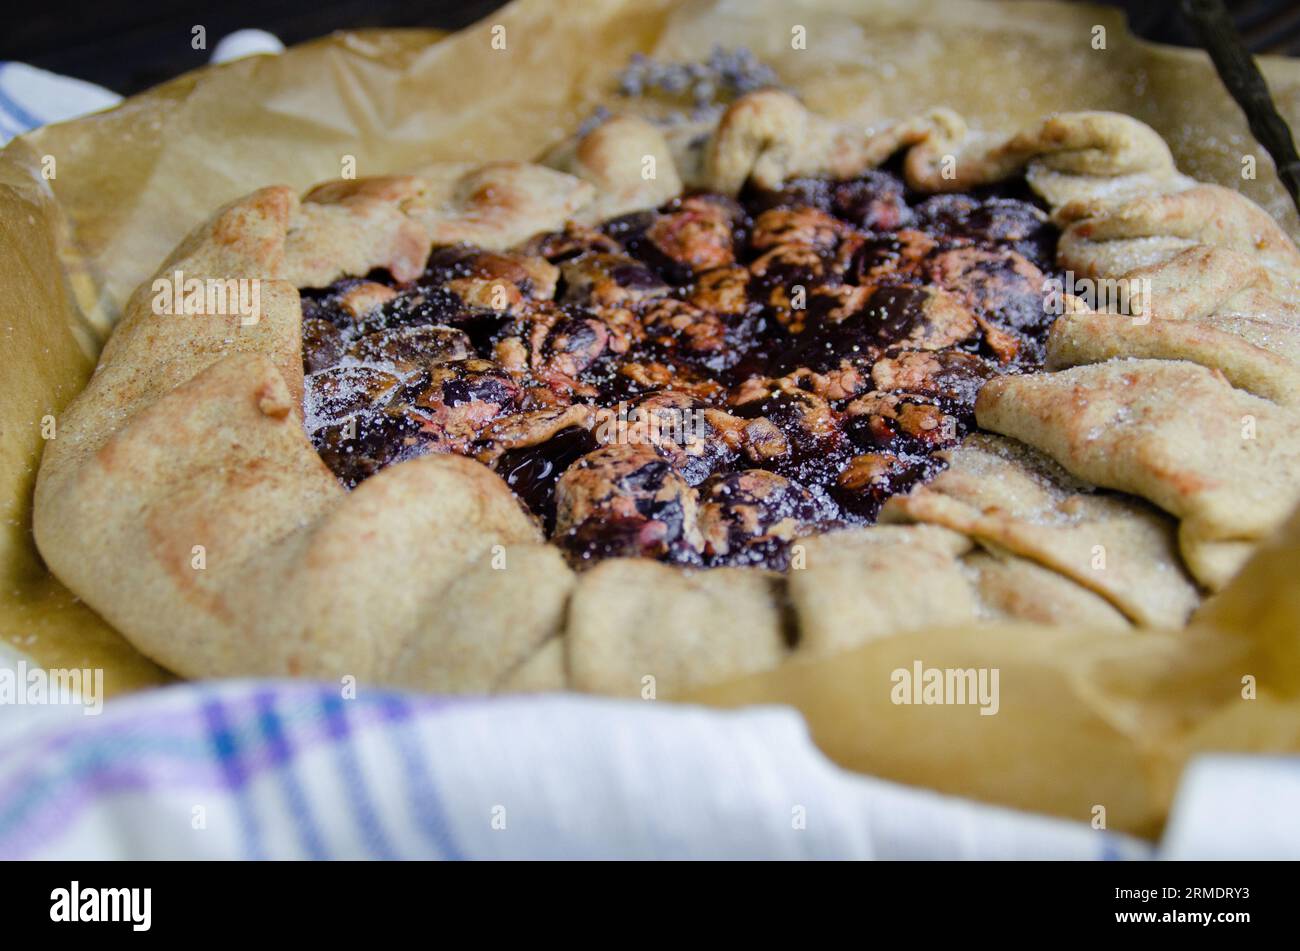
(4, 0, 1298, 96)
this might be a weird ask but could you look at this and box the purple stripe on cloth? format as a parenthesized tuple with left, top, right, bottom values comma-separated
(0, 746, 230, 859)
(0, 696, 242, 802)
(0, 682, 456, 804)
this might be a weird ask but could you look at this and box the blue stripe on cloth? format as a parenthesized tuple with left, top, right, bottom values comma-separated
(0, 106, 25, 139)
(378, 695, 464, 860)
(1098, 832, 1125, 861)
(201, 693, 265, 860)
(0, 64, 44, 131)
(320, 694, 398, 859)
(254, 689, 328, 860)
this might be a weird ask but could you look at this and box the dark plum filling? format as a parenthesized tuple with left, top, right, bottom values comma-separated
(299, 167, 1061, 569)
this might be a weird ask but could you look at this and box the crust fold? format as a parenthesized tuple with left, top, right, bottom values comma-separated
(566, 559, 789, 697)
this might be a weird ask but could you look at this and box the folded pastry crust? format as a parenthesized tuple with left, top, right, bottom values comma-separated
(787, 521, 1135, 659)
(33, 90, 1300, 695)
(978, 361, 1300, 542)
(880, 434, 1199, 628)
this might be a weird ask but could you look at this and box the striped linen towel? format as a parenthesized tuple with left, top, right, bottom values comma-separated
(0, 679, 1161, 860)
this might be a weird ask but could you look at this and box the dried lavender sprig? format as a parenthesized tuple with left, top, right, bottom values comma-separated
(615, 45, 783, 110)
(579, 48, 783, 137)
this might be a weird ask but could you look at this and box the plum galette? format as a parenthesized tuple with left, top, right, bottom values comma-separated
(34, 88, 1300, 695)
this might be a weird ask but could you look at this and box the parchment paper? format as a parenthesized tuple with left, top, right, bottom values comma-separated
(3, 0, 1299, 835)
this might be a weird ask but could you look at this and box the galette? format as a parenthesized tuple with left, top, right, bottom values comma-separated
(34, 85, 1300, 696)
